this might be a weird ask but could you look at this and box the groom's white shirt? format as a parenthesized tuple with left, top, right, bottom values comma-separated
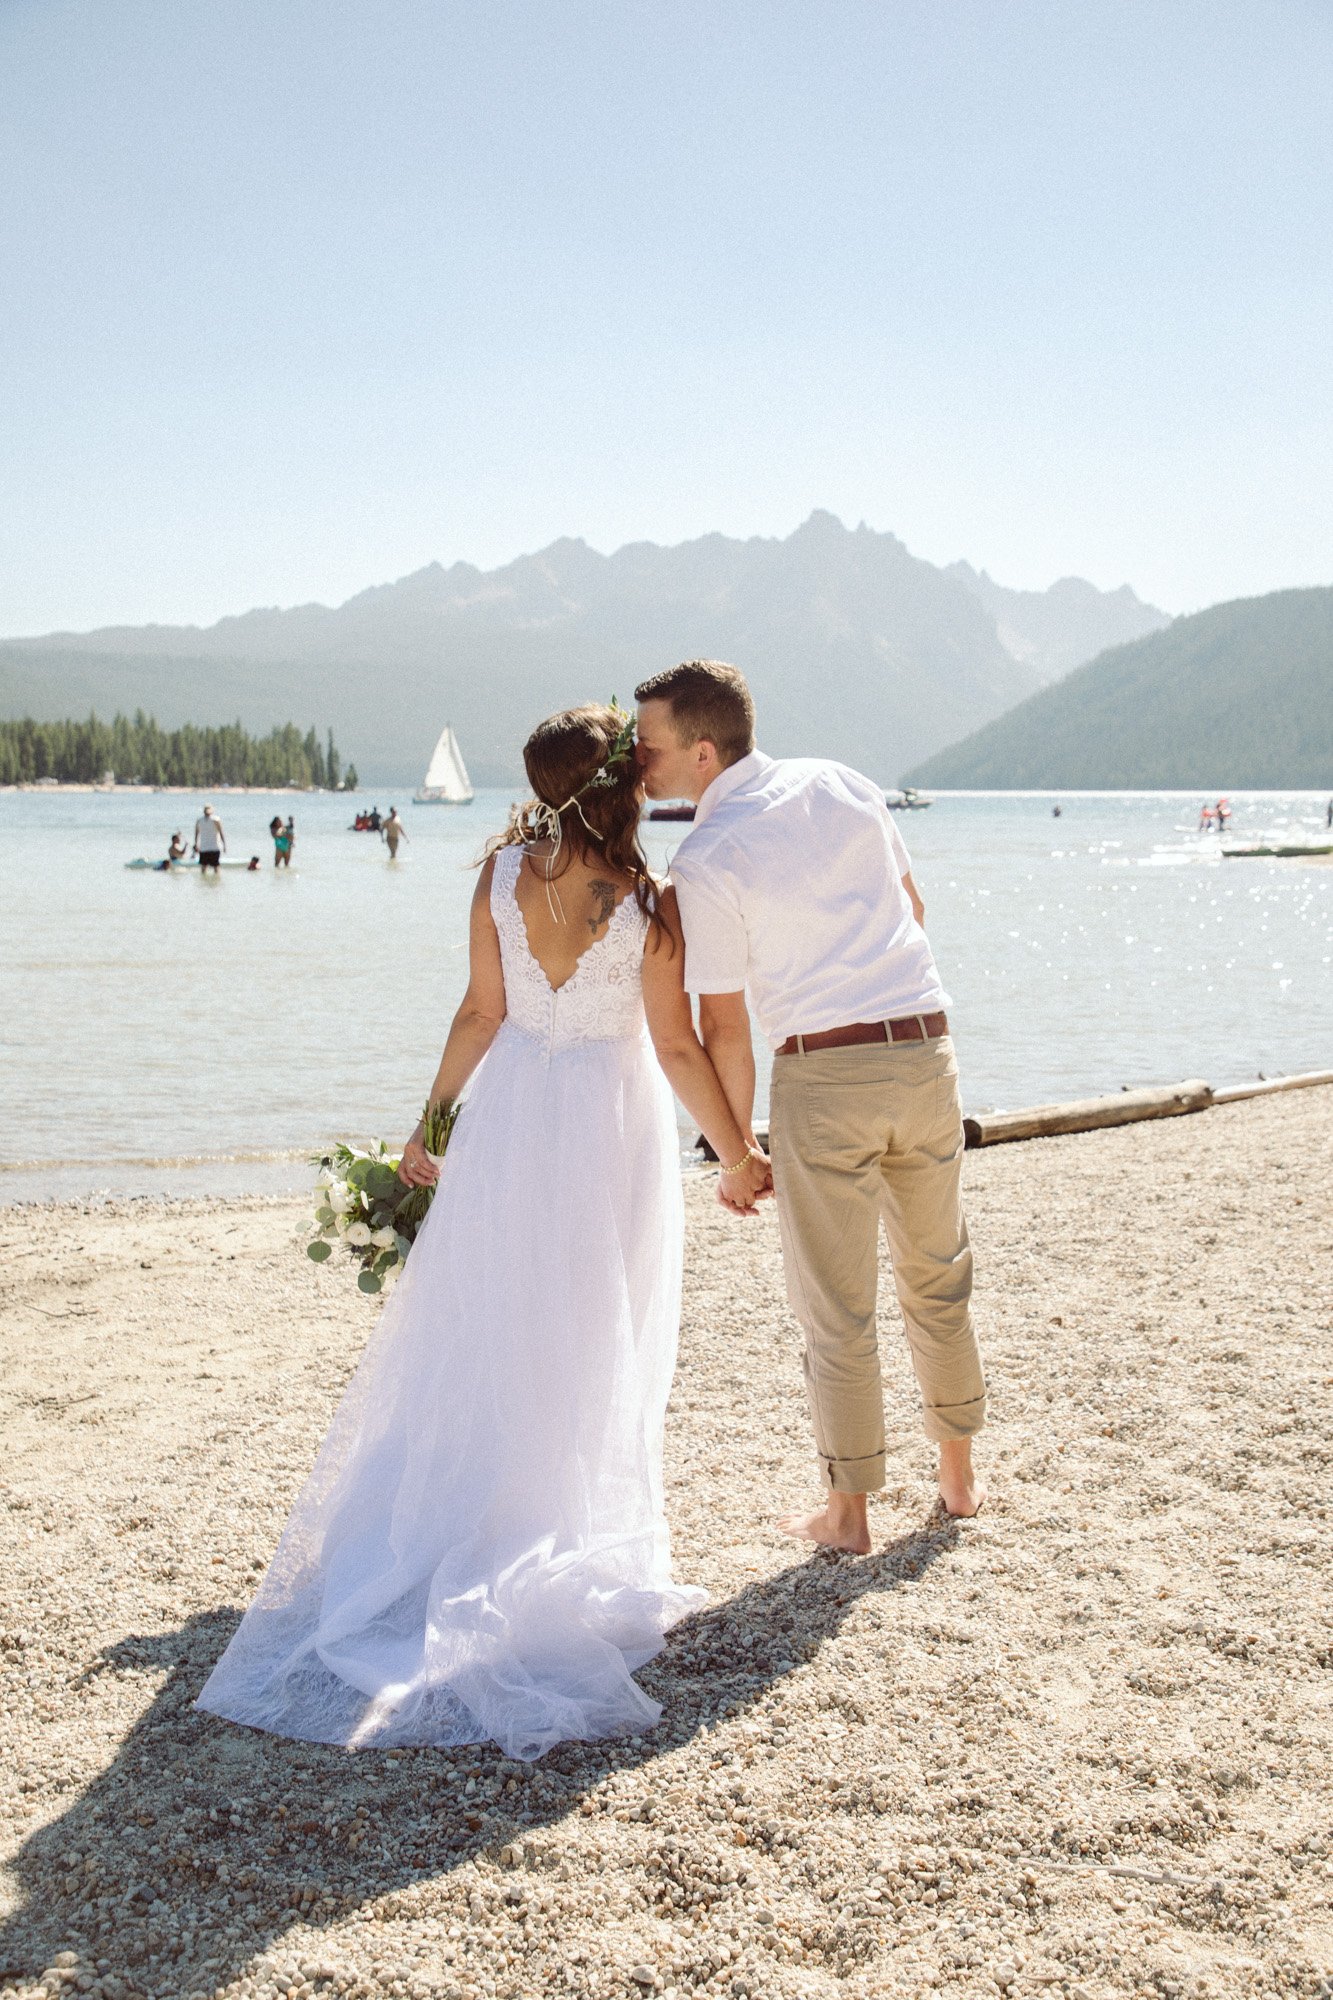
(669, 749, 949, 1051)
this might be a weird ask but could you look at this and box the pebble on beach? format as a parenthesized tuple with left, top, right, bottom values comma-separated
(1, 1090, 1331, 2000)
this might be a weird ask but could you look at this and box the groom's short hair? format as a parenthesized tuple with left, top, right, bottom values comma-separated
(634, 660, 755, 767)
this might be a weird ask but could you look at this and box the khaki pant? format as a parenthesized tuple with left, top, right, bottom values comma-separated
(768, 1034, 986, 1494)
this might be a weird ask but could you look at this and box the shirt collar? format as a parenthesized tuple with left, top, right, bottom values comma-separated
(691, 748, 773, 830)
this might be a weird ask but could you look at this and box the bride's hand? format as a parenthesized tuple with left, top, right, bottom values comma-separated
(718, 1148, 771, 1216)
(398, 1128, 440, 1188)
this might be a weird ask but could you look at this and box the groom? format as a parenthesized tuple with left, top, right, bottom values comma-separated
(635, 660, 987, 1547)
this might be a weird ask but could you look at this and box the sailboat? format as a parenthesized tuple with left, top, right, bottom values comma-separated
(413, 724, 474, 806)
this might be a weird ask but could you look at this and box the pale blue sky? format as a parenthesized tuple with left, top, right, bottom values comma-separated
(2, 0, 1330, 632)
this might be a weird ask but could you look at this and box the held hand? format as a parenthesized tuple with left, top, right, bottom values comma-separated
(398, 1128, 439, 1189)
(717, 1148, 772, 1217)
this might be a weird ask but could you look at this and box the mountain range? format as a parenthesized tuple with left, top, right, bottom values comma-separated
(905, 585, 1333, 789)
(0, 513, 1168, 786)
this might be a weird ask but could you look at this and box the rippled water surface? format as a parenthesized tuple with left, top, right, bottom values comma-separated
(2, 788, 1329, 1198)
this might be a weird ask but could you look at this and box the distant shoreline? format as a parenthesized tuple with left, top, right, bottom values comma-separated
(3, 781, 1329, 800)
(0, 780, 344, 796)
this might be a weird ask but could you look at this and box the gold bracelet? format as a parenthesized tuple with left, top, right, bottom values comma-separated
(719, 1143, 758, 1176)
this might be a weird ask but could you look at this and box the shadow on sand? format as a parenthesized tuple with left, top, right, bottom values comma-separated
(0, 1517, 960, 1993)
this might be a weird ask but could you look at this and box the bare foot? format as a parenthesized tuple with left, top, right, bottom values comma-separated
(937, 1437, 987, 1518)
(777, 1495, 872, 1554)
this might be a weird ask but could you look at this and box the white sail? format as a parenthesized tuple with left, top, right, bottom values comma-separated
(415, 725, 474, 805)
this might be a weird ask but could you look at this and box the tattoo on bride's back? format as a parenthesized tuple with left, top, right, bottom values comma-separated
(587, 878, 618, 935)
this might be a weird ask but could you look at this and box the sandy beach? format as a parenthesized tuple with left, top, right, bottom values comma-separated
(1, 1089, 1330, 2000)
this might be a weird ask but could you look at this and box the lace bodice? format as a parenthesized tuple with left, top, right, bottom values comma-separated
(490, 845, 649, 1053)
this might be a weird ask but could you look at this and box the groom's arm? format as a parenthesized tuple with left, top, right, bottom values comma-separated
(670, 862, 755, 1137)
(698, 991, 758, 1144)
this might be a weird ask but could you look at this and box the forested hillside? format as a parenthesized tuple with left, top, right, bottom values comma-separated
(905, 587, 1333, 788)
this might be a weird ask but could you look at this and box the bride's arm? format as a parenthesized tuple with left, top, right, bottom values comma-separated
(642, 888, 770, 1214)
(398, 857, 507, 1187)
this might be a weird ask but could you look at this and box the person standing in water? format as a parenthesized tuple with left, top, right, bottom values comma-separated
(382, 807, 409, 860)
(193, 805, 225, 872)
(269, 817, 293, 867)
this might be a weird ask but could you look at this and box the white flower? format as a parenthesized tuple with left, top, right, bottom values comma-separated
(345, 1221, 372, 1247)
(370, 1225, 397, 1249)
(326, 1183, 354, 1215)
(315, 1167, 333, 1189)
(380, 1262, 400, 1291)
(333, 1212, 352, 1235)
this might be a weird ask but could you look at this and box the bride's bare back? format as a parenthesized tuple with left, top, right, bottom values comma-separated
(512, 841, 638, 992)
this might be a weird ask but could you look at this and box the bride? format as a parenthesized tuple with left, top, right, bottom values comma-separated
(196, 703, 770, 1761)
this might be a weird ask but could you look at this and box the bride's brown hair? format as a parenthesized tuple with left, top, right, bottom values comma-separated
(486, 703, 667, 942)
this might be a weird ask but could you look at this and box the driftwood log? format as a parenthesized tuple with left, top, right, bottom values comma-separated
(693, 1071, 1330, 1160)
(962, 1079, 1213, 1149)
(1211, 1068, 1333, 1104)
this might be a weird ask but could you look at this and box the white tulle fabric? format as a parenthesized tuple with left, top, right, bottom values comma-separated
(196, 846, 703, 1760)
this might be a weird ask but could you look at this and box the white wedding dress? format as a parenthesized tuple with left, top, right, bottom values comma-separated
(197, 845, 704, 1761)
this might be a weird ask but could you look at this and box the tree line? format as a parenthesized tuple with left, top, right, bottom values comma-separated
(0, 712, 358, 790)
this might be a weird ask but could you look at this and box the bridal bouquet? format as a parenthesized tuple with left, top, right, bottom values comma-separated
(306, 1101, 460, 1294)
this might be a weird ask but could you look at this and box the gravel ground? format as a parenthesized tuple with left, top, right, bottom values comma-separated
(1, 1088, 1331, 2000)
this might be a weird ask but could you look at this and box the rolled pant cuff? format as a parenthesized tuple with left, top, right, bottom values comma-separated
(922, 1394, 988, 1444)
(820, 1449, 886, 1496)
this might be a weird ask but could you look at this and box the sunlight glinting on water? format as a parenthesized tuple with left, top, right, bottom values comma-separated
(2, 788, 1329, 1199)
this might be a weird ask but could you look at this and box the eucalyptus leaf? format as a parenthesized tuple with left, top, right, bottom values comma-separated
(306, 1240, 333, 1262)
(357, 1270, 382, 1295)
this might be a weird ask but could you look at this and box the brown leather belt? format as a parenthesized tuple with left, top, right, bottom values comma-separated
(776, 1012, 949, 1057)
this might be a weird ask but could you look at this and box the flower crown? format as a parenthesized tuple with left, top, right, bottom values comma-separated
(571, 698, 635, 800)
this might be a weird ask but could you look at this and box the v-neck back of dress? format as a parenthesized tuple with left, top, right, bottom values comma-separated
(491, 845, 648, 1052)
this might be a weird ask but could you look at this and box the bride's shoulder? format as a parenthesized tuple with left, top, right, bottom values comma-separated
(477, 843, 521, 903)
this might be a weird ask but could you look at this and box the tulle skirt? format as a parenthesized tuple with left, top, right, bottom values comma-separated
(196, 1020, 704, 1760)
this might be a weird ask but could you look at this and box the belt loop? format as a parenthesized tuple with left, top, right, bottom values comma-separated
(796, 1032, 806, 1055)
(881, 1020, 890, 1044)
(917, 1014, 927, 1040)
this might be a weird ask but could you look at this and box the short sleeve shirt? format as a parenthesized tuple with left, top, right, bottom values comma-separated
(668, 751, 949, 1050)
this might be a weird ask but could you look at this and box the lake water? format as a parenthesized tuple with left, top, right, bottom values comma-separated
(2, 788, 1329, 1201)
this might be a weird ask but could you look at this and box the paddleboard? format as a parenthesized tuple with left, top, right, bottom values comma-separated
(125, 856, 265, 870)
